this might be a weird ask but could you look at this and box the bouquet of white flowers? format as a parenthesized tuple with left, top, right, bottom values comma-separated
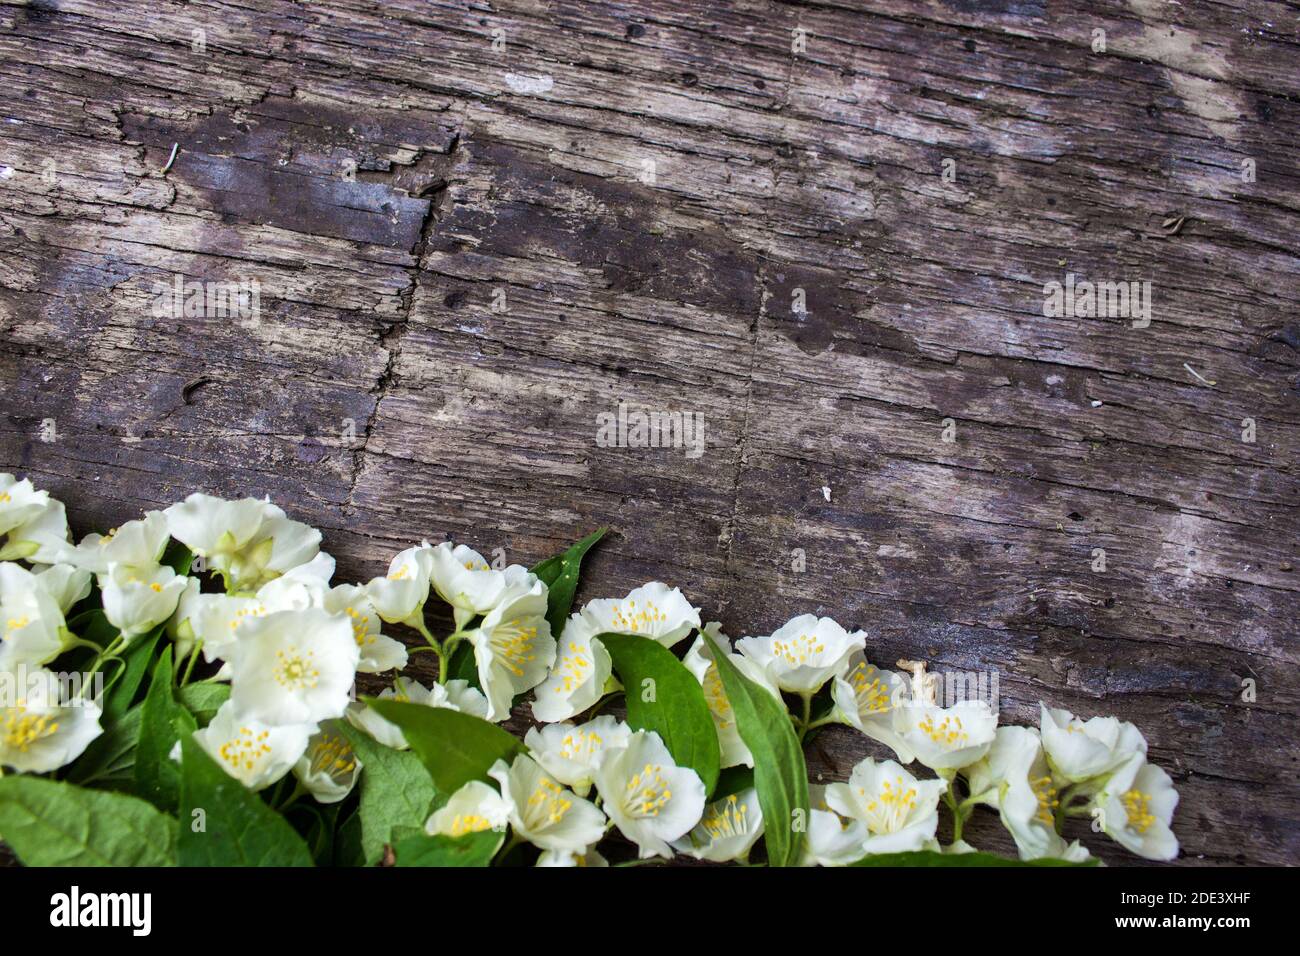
(0, 475, 1177, 867)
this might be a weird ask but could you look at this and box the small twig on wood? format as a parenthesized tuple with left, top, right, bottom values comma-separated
(1183, 363, 1216, 387)
(181, 375, 213, 404)
(160, 142, 179, 175)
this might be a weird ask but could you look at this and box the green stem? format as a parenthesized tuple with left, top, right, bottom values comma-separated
(793, 691, 811, 740)
(494, 831, 524, 864)
(98, 662, 128, 698)
(584, 691, 624, 721)
(64, 636, 108, 654)
(958, 793, 985, 813)
(800, 714, 836, 741)
(79, 635, 127, 697)
(404, 617, 458, 684)
(943, 788, 966, 844)
(275, 781, 308, 813)
(179, 641, 203, 686)
(409, 616, 439, 647)
(1054, 783, 1089, 833)
(438, 631, 476, 685)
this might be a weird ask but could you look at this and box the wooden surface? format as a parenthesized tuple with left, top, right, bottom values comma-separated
(1, 0, 1297, 866)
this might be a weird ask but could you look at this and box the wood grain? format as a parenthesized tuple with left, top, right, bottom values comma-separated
(1, 0, 1296, 865)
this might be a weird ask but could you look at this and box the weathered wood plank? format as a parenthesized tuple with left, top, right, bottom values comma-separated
(0, 0, 1296, 865)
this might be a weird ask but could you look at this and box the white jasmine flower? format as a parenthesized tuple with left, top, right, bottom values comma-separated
(470, 576, 554, 721)
(292, 723, 361, 804)
(900, 700, 998, 773)
(578, 582, 701, 648)
(189, 701, 313, 790)
(429, 543, 534, 628)
(488, 753, 607, 853)
(530, 582, 702, 723)
(180, 559, 330, 666)
(226, 515, 322, 593)
(536, 847, 609, 867)
(1057, 839, 1093, 863)
(593, 729, 707, 859)
(424, 780, 512, 838)
(0, 669, 102, 773)
(523, 714, 632, 797)
(33, 563, 92, 614)
(225, 608, 359, 726)
(163, 493, 269, 552)
(100, 562, 188, 640)
(802, 784, 869, 867)
(321, 584, 407, 674)
(163, 494, 320, 592)
(830, 652, 915, 763)
(167, 576, 203, 661)
(682, 624, 782, 768)
(345, 676, 487, 750)
(1039, 704, 1148, 784)
(670, 788, 764, 862)
(0, 497, 73, 564)
(736, 614, 864, 695)
(0, 562, 69, 669)
(427, 678, 490, 717)
(0, 475, 51, 536)
(1093, 754, 1179, 861)
(163, 493, 270, 578)
(184, 592, 273, 668)
(965, 726, 1091, 862)
(532, 582, 699, 723)
(252, 554, 334, 607)
(1054, 839, 1092, 863)
(364, 544, 434, 629)
(825, 757, 947, 855)
(530, 613, 612, 723)
(69, 511, 170, 575)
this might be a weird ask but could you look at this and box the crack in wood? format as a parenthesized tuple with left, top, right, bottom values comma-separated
(347, 134, 463, 512)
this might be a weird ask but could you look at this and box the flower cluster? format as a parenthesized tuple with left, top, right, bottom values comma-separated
(0, 475, 1179, 867)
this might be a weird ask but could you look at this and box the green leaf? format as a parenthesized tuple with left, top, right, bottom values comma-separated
(446, 640, 480, 690)
(598, 633, 720, 796)
(177, 736, 314, 867)
(177, 682, 231, 726)
(134, 647, 197, 812)
(0, 776, 177, 866)
(337, 722, 439, 866)
(530, 528, 605, 639)
(713, 765, 755, 799)
(67, 608, 117, 648)
(365, 699, 525, 793)
(102, 627, 162, 724)
(162, 540, 195, 577)
(394, 829, 503, 867)
(701, 629, 808, 867)
(286, 801, 341, 867)
(850, 850, 1100, 867)
(61, 608, 117, 678)
(65, 704, 142, 787)
(334, 804, 364, 867)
